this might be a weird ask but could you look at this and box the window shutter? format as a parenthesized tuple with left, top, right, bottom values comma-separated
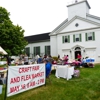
(45, 46, 46, 55)
(85, 33, 87, 41)
(25, 47, 30, 57)
(73, 35, 75, 42)
(68, 35, 70, 43)
(80, 34, 81, 42)
(28, 47, 30, 57)
(93, 32, 95, 41)
(34, 47, 36, 56)
(39, 47, 40, 55)
(62, 36, 64, 43)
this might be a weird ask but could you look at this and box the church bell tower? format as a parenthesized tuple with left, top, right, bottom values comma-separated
(67, 0, 91, 20)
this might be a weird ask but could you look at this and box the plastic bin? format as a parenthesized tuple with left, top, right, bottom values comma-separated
(91, 58, 95, 62)
(86, 59, 89, 63)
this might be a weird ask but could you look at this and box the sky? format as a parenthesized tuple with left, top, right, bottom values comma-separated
(0, 0, 100, 36)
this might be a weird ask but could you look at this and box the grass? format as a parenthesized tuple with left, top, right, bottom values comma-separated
(0, 64, 100, 100)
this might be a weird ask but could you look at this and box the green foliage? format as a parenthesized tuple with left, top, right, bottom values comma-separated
(52, 56, 58, 61)
(0, 7, 28, 56)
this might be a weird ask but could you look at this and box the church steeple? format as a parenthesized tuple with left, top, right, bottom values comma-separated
(67, 0, 91, 20)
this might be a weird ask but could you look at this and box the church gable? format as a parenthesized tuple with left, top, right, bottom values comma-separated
(58, 16, 100, 33)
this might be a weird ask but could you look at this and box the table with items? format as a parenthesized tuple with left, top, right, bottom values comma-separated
(55, 65, 74, 80)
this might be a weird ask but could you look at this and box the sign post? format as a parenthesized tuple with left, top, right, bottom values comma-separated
(4, 69, 8, 100)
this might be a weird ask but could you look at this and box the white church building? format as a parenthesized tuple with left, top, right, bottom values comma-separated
(25, 0, 100, 63)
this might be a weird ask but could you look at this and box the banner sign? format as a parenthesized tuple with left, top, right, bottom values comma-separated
(7, 64, 45, 97)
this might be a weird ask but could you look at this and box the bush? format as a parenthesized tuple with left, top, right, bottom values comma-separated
(52, 56, 58, 61)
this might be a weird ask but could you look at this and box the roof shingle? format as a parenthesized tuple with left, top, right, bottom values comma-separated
(24, 32, 50, 43)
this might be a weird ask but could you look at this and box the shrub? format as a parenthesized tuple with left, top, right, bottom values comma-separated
(52, 56, 58, 61)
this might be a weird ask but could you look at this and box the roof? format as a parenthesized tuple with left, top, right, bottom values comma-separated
(59, 15, 100, 31)
(86, 13, 100, 21)
(67, 0, 91, 9)
(50, 15, 100, 36)
(24, 32, 50, 43)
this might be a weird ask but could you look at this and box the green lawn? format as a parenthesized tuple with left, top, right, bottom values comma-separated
(0, 64, 100, 100)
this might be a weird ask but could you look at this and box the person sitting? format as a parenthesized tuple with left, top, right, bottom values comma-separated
(80, 58, 86, 66)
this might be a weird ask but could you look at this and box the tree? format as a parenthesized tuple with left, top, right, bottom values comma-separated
(0, 7, 28, 55)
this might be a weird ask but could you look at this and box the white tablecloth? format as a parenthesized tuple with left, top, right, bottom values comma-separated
(55, 65, 74, 80)
(0, 61, 7, 65)
(52, 64, 58, 70)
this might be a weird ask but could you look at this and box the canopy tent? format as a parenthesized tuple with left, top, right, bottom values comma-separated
(0, 46, 8, 55)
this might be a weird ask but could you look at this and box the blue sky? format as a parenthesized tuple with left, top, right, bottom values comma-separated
(0, 0, 100, 36)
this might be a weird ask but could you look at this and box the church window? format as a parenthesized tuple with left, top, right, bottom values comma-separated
(75, 34, 79, 41)
(45, 46, 50, 55)
(62, 35, 70, 43)
(33, 46, 40, 56)
(75, 23, 79, 27)
(85, 32, 95, 41)
(73, 34, 81, 42)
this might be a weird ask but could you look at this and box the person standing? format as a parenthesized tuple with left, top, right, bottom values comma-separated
(46, 55, 53, 65)
(44, 60, 52, 78)
(24, 54, 29, 65)
(63, 55, 69, 65)
(77, 53, 81, 62)
(6, 55, 11, 66)
(35, 54, 40, 63)
(37, 56, 43, 64)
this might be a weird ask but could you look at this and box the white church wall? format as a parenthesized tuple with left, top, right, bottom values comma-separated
(68, 2, 89, 20)
(50, 36, 57, 56)
(25, 41, 50, 57)
(60, 19, 98, 33)
(94, 29, 100, 62)
(57, 28, 100, 62)
(86, 3, 89, 14)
